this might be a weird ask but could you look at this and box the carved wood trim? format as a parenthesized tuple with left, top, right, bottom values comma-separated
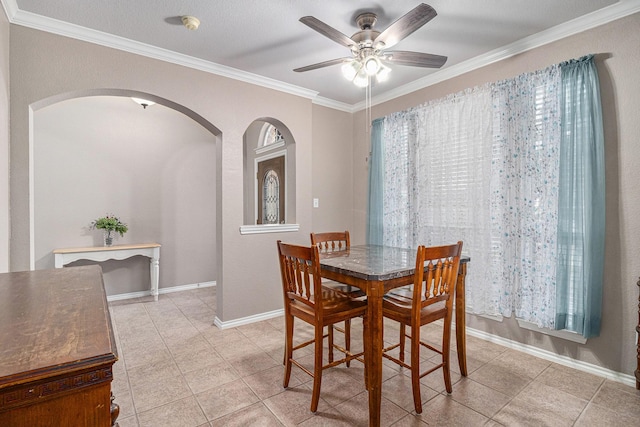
(0, 366, 113, 410)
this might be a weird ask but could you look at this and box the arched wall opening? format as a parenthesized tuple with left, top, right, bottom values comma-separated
(30, 89, 222, 297)
(242, 117, 297, 230)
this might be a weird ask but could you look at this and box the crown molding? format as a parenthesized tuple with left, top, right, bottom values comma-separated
(0, 0, 16, 20)
(4, 2, 319, 102)
(3, 0, 639, 112)
(311, 95, 355, 113)
(353, 0, 640, 112)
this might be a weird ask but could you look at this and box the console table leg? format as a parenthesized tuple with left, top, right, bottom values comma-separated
(150, 253, 160, 301)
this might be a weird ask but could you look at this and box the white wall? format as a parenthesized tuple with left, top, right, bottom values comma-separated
(33, 96, 216, 295)
(311, 104, 355, 237)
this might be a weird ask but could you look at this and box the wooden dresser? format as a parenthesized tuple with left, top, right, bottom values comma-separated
(0, 266, 119, 426)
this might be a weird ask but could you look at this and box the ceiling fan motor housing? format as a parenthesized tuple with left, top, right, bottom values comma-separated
(356, 12, 377, 30)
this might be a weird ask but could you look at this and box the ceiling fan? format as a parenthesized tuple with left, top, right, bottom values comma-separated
(294, 3, 447, 87)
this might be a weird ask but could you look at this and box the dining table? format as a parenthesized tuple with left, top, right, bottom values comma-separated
(319, 244, 470, 427)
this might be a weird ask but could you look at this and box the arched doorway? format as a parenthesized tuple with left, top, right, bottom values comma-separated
(30, 90, 221, 297)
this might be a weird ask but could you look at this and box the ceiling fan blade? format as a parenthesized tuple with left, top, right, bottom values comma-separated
(293, 57, 350, 73)
(299, 16, 355, 48)
(375, 3, 437, 49)
(385, 51, 447, 68)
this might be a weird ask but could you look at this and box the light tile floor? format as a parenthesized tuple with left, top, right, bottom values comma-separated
(109, 288, 640, 426)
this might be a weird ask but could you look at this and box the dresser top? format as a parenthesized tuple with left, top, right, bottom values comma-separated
(0, 266, 117, 385)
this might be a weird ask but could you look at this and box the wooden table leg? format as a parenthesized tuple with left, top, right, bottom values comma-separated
(455, 262, 468, 376)
(367, 281, 384, 427)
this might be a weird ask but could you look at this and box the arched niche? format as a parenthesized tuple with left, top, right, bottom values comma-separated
(30, 89, 222, 296)
(241, 118, 298, 234)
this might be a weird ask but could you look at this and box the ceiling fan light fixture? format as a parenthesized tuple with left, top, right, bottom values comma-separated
(376, 64, 391, 83)
(341, 60, 361, 81)
(353, 68, 369, 88)
(363, 56, 380, 76)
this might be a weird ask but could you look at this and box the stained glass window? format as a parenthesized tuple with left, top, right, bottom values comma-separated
(264, 125, 284, 147)
(262, 169, 280, 224)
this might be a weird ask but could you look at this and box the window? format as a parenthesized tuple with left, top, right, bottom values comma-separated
(371, 57, 604, 338)
(264, 126, 284, 147)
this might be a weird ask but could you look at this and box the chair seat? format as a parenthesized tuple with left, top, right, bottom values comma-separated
(322, 280, 366, 298)
(382, 294, 447, 325)
(290, 289, 367, 321)
(387, 285, 413, 298)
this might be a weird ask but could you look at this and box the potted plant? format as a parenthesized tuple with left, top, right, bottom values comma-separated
(90, 214, 128, 246)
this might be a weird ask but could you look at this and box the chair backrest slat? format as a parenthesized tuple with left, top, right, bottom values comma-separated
(278, 240, 323, 309)
(414, 242, 463, 312)
(310, 231, 350, 253)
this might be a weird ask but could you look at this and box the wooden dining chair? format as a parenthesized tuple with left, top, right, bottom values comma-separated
(277, 240, 367, 412)
(382, 241, 463, 413)
(310, 231, 365, 366)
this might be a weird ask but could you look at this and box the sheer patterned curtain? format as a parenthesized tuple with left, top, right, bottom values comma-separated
(376, 64, 571, 329)
(381, 87, 495, 314)
(490, 66, 561, 327)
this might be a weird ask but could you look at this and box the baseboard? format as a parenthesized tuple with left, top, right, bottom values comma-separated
(107, 285, 635, 388)
(465, 325, 637, 388)
(106, 280, 216, 302)
(214, 308, 284, 330)
(159, 281, 216, 295)
(210, 308, 635, 388)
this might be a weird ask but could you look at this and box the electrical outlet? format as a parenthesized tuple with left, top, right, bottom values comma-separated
(313, 198, 319, 208)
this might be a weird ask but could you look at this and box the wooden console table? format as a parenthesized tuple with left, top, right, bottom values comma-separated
(53, 243, 161, 301)
(0, 266, 119, 426)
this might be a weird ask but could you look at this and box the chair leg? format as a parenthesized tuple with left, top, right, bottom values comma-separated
(442, 312, 453, 394)
(364, 314, 369, 389)
(399, 324, 406, 363)
(328, 325, 334, 363)
(311, 324, 324, 412)
(345, 319, 351, 367)
(283, 314, 294, 388)
(282, 320, 287, 366)
(411, 326, 423, 414)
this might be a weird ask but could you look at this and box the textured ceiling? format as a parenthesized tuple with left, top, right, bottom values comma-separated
(6, 1, 634, 107)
